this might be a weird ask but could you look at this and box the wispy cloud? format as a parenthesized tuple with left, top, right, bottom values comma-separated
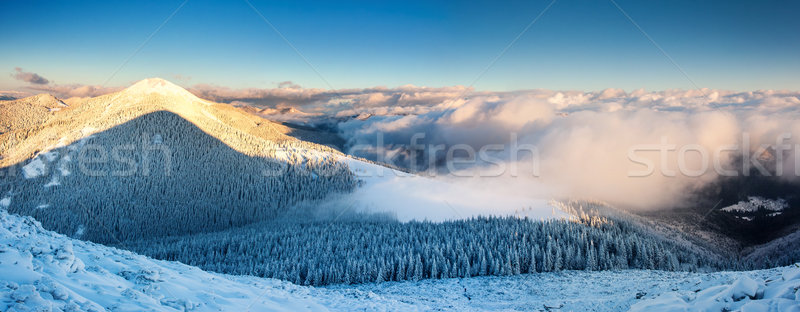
(13, 67, 50, 85)
(277, 81, 301, 89)
(9, 68, 120, 98)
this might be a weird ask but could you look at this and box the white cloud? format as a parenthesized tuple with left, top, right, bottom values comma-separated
(319, 89, 800, 210)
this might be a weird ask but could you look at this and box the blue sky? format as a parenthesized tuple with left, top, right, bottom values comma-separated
(1, 0, 798, 91)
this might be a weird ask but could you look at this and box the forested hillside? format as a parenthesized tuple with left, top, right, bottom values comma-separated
(1, 110, 356, 243)
(125, 202, 732, 286)
(0, 79, 359, 244)
(0, 94, 66, 154)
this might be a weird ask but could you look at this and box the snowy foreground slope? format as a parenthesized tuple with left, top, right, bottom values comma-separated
(628, 268, 800, 312)
(0, 208, 339, 311)
(2, 208, 799, 312)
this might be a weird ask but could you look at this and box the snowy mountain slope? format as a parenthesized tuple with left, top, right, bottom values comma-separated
(552, 200, 732, 266)
(2, 110, 356, 244)
(0, 79, 358, 244)
(0, 207, 413, 311)
(339, 157, 566, 222)
(3, 205, 798, 311)
(742, 229, 800, 268)
(0, 94, 66, 155)
(0, 78, 337, 168)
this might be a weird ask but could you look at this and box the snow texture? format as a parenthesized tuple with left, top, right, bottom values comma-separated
(43, 175, 60, 188)
(631, 265, 800, 312)
(1, 206, 799, 311)
(123, 78, 205, 105)
(0, 208, 330, 311)
(0, 197, 10, 209)
(21, 158, 47, 179)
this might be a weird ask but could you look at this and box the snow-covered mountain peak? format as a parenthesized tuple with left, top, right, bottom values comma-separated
(122, 78, 199, 101)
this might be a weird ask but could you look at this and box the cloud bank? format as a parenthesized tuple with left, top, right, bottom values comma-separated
(187, 83, 470, 115)
(9, 68, 123, 98)
(229, 86, 799, 211)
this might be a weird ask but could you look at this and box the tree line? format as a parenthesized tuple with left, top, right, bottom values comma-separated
(126, 207, 730, 286)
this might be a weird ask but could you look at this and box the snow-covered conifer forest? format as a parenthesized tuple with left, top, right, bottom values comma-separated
(3, 111, 358, 243)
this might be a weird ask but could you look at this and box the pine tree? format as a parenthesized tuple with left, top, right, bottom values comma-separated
(413, 255, 423, 281)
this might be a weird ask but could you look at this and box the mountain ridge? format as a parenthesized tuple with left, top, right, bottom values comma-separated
(0, 78, 342, 167)
(0, 78, 359, 244)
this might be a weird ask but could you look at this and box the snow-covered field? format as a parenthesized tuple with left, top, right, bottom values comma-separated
(2, 207, 799, 311)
